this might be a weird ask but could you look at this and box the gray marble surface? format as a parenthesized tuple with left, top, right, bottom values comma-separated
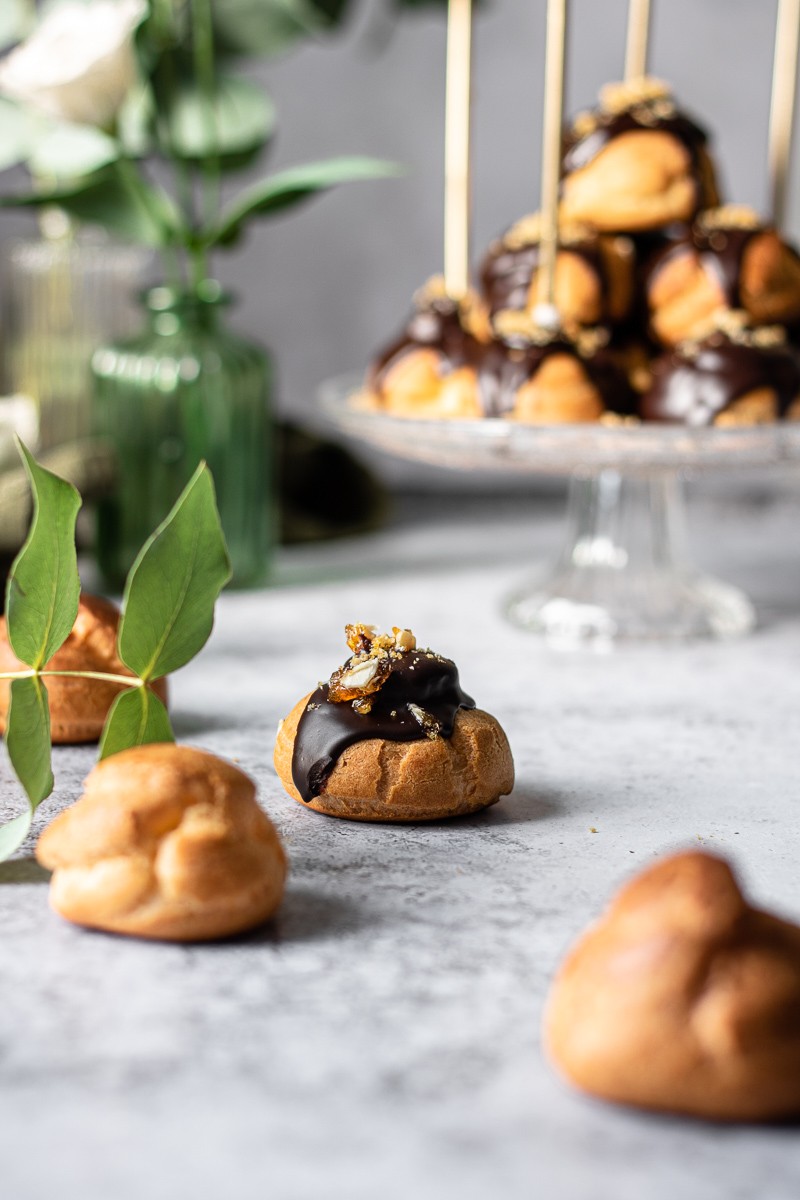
(2, 486, 800, 1200)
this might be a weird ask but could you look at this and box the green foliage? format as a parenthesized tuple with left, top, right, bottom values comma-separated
(209, 156, 403, 246)
(211, 0, 345, 58)
(0, 451, 231, 862)
(6, 442, 81, 670)
(6, 677, 54, 807)
(118, 463, 231, 682)
(0, 164, 179, 248)
(2, 677, 54, 858)
(98, 687, 174, 761)
(162, 75, 276, 161)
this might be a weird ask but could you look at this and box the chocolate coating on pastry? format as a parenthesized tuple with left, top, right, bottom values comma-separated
(371, 295, 484, 391)
(641, 330, 800, 424)
(647, 223, 762, 310)
(478, 334, 637, 417)
(481, 237, 608, 317)
(563, 107, 711, 179)
(292, 651, 475, 803)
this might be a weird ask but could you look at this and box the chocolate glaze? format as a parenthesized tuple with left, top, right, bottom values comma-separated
(480, 236, 608, 318)
(646, 221, 800, 312)
(646, 224, 758, 308)
(370, 296, 484, 390)
(562, 107, 710, 176)
(478, 336, 637, 417)
(641, 332, 800, 425)
(291, 652, 475, 803)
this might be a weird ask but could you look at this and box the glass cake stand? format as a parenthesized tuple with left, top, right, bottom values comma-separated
(319, 374, 800, 647)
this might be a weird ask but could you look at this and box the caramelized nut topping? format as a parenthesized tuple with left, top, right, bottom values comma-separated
(328, 624, 420, 706)
(696, 205, 762, 233)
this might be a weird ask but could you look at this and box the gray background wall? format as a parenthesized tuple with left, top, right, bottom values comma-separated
(1, 1, 795, 419)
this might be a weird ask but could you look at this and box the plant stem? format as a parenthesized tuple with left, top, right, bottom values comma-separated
(191, 0, 220, 282)
(0, 669, 144, 687)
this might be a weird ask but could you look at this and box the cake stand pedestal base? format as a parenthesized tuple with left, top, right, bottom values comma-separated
(505, 470, 755, 648)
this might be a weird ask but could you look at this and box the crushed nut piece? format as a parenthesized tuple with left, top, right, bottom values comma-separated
(345, 623, 377, 654)
(599, 76, 671, 117)
(696, 205, 761, 233)
(392, 627, 416, 652)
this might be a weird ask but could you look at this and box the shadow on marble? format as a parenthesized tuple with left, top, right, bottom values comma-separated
(170, 712, 247, 738)
(0, 856, 50, 885)
(271, 885, 366, 944)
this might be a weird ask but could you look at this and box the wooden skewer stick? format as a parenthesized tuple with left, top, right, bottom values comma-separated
(769, 0, 800, 230)
(625, 0, 651, 82)
(536, 0, 568, 324)
(443, 0, 473, 300)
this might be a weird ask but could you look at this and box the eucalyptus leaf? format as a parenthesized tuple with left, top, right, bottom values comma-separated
(0, 163, 178, 247)
(118, 463, 231, 682)
(164, 76, 275, 160)
(6, 441, 81, 670)
(209, 156, 401, 246)
(0, 676, 54, 861)
(98, 686, 175, 761)
(0, 811, 34, 863)
(6, 676, 54, 806)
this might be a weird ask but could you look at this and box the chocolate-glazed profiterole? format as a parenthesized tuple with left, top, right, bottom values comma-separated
(641, 315, 800, 426)
(479, 313, 637, 422)
(273, 625, 514, 821)
(365, 277, 489, 419)
(480, 213, 635, 330)
(644, 206, 800, 346)
(560, 78, 720, 233)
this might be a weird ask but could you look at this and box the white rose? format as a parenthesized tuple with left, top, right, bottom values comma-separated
(0, 0, 146, 129)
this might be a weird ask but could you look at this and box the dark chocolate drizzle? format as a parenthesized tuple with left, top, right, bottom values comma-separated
(370, 296, 484, 390)
(291, 652, 475, 803)
(641, 332, 800, 425)
(477, 335, 637, 417)
(480, 235, 608, 318)
(646, 223, 759, 309)
(562, 107, 710, 177)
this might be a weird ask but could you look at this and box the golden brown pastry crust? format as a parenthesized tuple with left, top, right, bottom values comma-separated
(649, 228, 800, 346)
(0, 595, 167, 744)
(36, 745, 287, 942)
(510, 353, 606, 423)
(544, 851, 800, 1121)
(274, 693, 514, 822)
(560, 130, 714, 233)
(376, 349, 483, 419)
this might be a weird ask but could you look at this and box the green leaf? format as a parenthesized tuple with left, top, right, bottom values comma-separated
(208, 156, 402, 247)
(162, 75, 276, 160)
(6, 441, 81, 670)
(212, 0, 329, 57)
(118, 463, 231, 682)
(0, 163, 178, 247)
(0, 0, 34, 50)
(0, 100, 38, 172)
(0, 676, 54, 862)
(27, 123, 119, 180)
(98, 686, 174, 761)
(0, 812, 35, 863)
(6, 676, 53, 806)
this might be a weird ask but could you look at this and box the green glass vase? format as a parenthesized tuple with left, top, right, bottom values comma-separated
(92, 283, 273, 589)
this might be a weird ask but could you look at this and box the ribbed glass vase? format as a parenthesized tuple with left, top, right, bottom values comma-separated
(3, 224, 151, 450)
(92, 282, 273, 589)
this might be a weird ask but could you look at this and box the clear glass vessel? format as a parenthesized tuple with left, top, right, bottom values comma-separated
(92, 283, 273, 589)
(2, 222, 151, 450)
